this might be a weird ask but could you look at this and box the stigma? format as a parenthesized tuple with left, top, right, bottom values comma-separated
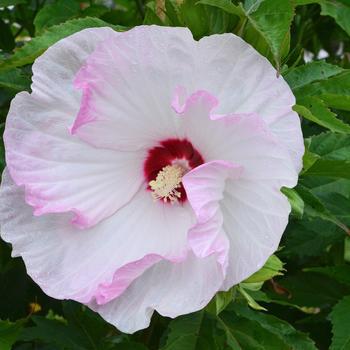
(149, 164, 186, 203)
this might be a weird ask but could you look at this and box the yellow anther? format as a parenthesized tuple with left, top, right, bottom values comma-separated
(149, 164, 185, 203)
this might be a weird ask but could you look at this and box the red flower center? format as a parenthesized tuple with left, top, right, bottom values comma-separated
(144, 139, 204, 202)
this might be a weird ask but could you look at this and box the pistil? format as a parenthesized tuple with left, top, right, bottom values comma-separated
(149, 164, 185, 203)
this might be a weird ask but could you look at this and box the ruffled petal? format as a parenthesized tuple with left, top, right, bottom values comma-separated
(0, 170, 193, 304)
(195, 33, 304, 172)
(89, 252, 223, 333)
(71, 25, 195, 151)
(220, 178, 292, 289)
(68, 27, 303, 172)
(176, 93, 298, 287)
(4, 28, 145, 228)
(175, 90, 298, 189)
(183, 160, 243, 269)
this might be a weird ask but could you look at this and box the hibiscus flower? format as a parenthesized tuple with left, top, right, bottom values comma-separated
(0, 25, 304, 333)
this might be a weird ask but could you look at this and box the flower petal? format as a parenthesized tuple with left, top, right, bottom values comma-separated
(177, 96, 298, 287)
(68, 27, 303, 173)
(176, 90, 298, 189)
(4, 28, 144, 228)
(89, 252, 223, 333)
(71, 25, 195, 151)
(220, 179, 292, 289)
(183, 160, 243, 269)
(195, 33, 304, 171)
(0, 170, 193, 304)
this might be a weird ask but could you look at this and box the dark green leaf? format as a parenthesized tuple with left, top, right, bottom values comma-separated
(320, 0, 350, 36)
(284, 61, 344, 90)
(34, 0, 81, 34)
(303, 159, 350, 179)
(0, 68, 30, 91)
(19, 316, 86, 350)
(0, 0, 26, 6)
(345, 237, 350, 263)
(294, 98, 350, 134)
(196, 0, 244, 17)
(304, 265, 350, 286)
(308, 132, 350, 160)
(296, 71, 350, 111)
(244, 0, 294, 69)
(296, 185, 348, 232)
(231, 304, 317, 349)
(161, 311, 203, 350)
(282, 218, 344, 259)
(0, 319, 24, 350)
(0, 18, 15, 52)
(329, 295, 350, 350)
(272, 272, 350, 308)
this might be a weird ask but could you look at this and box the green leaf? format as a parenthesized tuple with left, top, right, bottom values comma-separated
(238, 285, 267, 311)
(219, 304, 315, 350)
(82, 4, 109, 18)
(161, 311, 204, 350)
(164, 0, 182, 26)
(199, 0, 294, 68)
(248, 290, 307, 311)
(345, 237, 350, 263)
(303, 159, 350, 179)
(116, 343, 149, 350)
(212, 288, 236, 315)
(19, 302, 111, 350)
(284, 61, 344, 90)
(215, 289, 234, 314)
(304, 265, 350, 286)
(0, 319, 24, 350)
(244, 0, 294, 69)
(329, 295, 350, 350)
(0, 18, 15, 52)
(244, 255, 284, 283)
(196, 0, 244, 17)
(0, 68, 30, 91)
(282, 218, 344, 259)
(296, 185, 348, 232)
(0, 0, 25, 6)
(216, 316, 243, 350)
(294, 98, 350, 134)
(308, 132, 350, 160)
(19, 316, 86, 350)
(231, 304, 317, 350)
(296, 71, 350, 111)
(0, 18, 123, 72)
(294, 1, 350, 36)
(302, 133, 350, 180)
(269, 271, 350, 308)
(320, 0, 350, 36)
(294, 0, 318, 4)
(34, 0, 81, 34)
(281, 187, 304, 219)
(302, 149, 320, 173)
(62, 301, 114, 350)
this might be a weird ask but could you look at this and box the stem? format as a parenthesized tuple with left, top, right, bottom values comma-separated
(235, 17, 247, 37)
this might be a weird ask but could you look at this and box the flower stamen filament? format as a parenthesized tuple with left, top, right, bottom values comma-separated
(149, 164, 185, 203)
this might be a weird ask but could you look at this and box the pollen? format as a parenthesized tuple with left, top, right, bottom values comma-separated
(149, 164, 185, 203)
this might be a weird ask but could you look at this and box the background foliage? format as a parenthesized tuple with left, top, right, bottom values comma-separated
(0, 0, 350, 349)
